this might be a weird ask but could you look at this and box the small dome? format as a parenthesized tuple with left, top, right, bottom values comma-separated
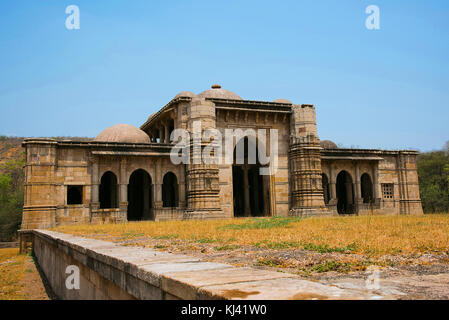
(273, 98, 292, 104)
(174, 91, 196, 99)
(94, 124, 150, 144)
(198, 84, 242, 100)
(320, 140, 338, 149)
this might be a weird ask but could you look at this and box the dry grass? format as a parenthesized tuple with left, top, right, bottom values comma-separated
(53, 214, 449, 256)
(0, 248, 27, 300)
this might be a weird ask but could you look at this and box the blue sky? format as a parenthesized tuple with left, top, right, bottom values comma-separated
(0, 0, 448, 151)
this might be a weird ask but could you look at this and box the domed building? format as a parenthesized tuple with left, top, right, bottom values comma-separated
(320, 140, 338, 149)
(197, 84, 243, 100)
(94, 124, 150, 144)
(21, 84, 423, 229)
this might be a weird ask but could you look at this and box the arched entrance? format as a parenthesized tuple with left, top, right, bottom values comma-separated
(232, 137, 270, 217)
(128, 169, 153, 221)
(99, 171, 118, 209)
(322, 174, 330, 205)
(336, 170, 354, 214)
(162, 172, 178, 207)
(361, 173, 374, 204)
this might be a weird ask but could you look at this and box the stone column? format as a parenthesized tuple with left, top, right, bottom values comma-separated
(263, 173, 270, 216)
(328, 163, 337, 204)
(373, 161, 381, 204)
(143, 174, 150, 219)
(185, 96, 223, 219)
(243, 165, 251, 216)
(164, 124, 169, 144)
(154, 159, 163, 208)
(354, 162, 362, 211)
(252, 168, 260, 215)
(159, 126, 164, 144)
(119, 158, 128, 221)
(289, 104, 325, 216)
(91, 159, 100, 211)
(178, 165, 186, 208)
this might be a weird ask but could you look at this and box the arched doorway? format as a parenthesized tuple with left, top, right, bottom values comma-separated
(361, 173, 374, 204)
(99, 171, 118, 209)
(162, 172, 178, 207)
(336, 171, 354, 214)
(128, 169, 153, 221)
(232, 137, 270, 217)
(322, 174, 330, 205)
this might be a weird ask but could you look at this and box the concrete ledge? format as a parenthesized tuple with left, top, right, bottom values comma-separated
(25, 229, 399, 300)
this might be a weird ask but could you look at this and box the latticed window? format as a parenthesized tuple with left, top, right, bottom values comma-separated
(381, 183, 394, 199)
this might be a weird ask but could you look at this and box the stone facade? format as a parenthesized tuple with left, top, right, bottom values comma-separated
(21, 85, 423, 229)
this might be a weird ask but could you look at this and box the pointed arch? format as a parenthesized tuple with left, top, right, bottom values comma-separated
(162, 172, 178, 207)
(99, 171, 118, 209)
(128, 169, 153, 221)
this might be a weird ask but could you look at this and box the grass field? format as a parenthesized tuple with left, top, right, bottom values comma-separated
(0, 248, 50, 300)
(0, 248, 28, 299)
(54, 214, 449, 256)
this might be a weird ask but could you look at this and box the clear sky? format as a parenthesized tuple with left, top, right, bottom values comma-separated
(0, 1, 448, 151)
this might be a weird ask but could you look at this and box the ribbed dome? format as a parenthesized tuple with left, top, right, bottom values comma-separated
(198, 84, 242, 100)
(94, 124, 150, 144)
(174, 91, 196, 99)
(320, 140, 338, 149)
(273, 98, 292, 104)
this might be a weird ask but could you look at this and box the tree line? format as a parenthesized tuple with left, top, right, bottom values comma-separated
(417, 141, 449, 213)
(0, 156, 24, 241)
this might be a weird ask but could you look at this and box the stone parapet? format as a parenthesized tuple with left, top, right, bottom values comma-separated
(21, 230, 401, 300)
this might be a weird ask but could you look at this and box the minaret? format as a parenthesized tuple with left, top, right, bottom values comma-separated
(289, 104, 326, 216)
(184, 90, 224, 219)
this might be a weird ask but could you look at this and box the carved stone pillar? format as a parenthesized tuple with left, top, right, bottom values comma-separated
(159, 126, 164, 144)
(354, 162, 362, 211)
(252, 168, 260, 215)
(178, 165, 186, 208)
(119, 158, 128, 220)
(243, 165, 250, 216)
(154, 159, 163, 208)
(164, 124, 169, 144)
(373, 161, 381, 206)
(143, 173, 150, 219)
(289, 104, 326, 216)
(185, 97, 223, 219)
(91, 158, 100, 211)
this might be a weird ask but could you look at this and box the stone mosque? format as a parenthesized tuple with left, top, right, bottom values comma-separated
(21, 85, 423, 229)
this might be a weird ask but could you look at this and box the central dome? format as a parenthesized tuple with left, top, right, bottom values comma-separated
(198, 84, 242, 100)
(94, 124, 150, 144)
(320, 140, 338, 149)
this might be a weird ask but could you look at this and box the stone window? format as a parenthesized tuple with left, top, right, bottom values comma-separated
(67, 185, 83, 204)
(381, 183, 394, 199)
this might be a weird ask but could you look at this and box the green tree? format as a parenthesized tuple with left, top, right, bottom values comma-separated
(0, 156, 25, 241)
(417, 141, 449, 213)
